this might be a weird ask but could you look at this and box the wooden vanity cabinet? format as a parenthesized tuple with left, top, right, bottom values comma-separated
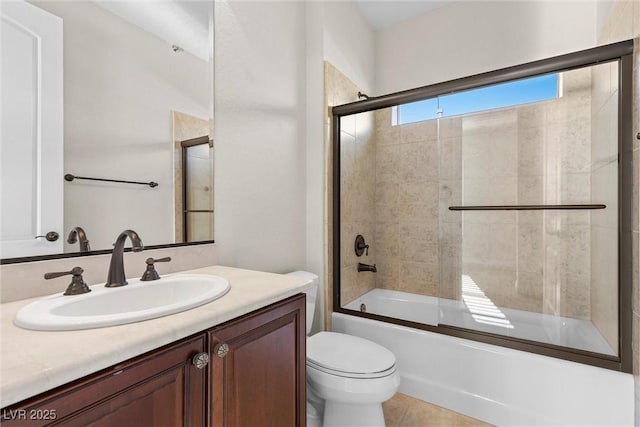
(1, 334, 208, 427)
(209, 294, 306, 427)
(1, 294, 306, 427)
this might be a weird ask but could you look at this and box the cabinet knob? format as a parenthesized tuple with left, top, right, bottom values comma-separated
(214, 343, 229, 358)
(192, 352, 210, 369)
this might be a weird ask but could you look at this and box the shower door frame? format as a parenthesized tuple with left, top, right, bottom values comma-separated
(180, 136, 214, 243)
(331, 40, 634, 372)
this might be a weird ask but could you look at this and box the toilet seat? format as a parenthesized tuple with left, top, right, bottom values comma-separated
(307, 332, 396, 378)
(306, 359, 397, 379)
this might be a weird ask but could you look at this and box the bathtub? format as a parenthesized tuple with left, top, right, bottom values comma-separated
(344, 287, 616, 355)
(334, 289, 634, 426)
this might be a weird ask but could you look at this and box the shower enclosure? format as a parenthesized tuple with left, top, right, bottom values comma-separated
(180, 136, 214, 242)
(332, 41, 633, 371)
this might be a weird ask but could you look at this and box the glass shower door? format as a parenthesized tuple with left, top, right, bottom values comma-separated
(437, 61, 620, 356)
(338, 108, 441, 327)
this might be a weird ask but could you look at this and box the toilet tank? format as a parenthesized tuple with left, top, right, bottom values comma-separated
(286, 271, 318, 335)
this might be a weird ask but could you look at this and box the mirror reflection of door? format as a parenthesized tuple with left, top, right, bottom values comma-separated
(1, 1, 64, 258)
(181, 137, 213, 242)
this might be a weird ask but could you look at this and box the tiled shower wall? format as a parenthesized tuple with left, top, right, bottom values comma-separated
(326, 63, 377, 306)
(373, 110, 443, 297)
(373, 68, 597, 320)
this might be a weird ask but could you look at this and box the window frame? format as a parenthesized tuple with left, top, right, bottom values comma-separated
(393, 73, 560, 125)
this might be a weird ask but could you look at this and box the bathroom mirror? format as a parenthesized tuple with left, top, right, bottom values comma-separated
(1, 0, 214, 261)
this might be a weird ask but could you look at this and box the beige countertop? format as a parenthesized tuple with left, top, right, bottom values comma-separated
(0, 265, 311, 408)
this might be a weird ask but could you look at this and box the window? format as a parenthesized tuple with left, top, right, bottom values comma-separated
(395, 73, 559, 125)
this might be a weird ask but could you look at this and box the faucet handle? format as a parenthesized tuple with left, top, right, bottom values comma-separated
(44, 266, 91, 295)
(354, 235, 370, 257)
(140, 257, 172, 281)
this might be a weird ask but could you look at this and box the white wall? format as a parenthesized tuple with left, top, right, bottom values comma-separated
(595, 0, 615, 38)
(304, 1, 375, 330)
(31, 1, 210, 251)
(321, 1, 376, 95)
(214, 1, 374, 332)
(375, 0, 598, 95)
(214, 1, 307, 272)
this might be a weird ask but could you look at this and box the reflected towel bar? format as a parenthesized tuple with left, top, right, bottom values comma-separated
(448, 204, 606, 211)
(65, 174, 158, 188)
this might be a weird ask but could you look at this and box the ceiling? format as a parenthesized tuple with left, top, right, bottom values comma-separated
(354, 0, 453, 30)
(92, 0, 454, 59)
(93, 1, 210, 61)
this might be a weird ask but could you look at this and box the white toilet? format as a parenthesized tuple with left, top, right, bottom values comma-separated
(287, 271, 400, 427)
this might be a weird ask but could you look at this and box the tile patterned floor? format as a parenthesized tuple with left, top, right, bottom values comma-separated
(383, 393, 493, 427)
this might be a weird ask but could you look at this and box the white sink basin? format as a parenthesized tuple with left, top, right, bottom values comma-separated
(14, 274, 230, 331)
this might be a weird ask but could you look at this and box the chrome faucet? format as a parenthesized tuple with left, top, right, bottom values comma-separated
(67, 226, 91, 252)
(105, 230, 144, 287)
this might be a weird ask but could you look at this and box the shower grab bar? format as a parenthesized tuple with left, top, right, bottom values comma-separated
(448, 204, 606, 211)
(64, 174, 158, 188)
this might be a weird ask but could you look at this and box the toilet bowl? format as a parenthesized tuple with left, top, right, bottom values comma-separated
(286, 271, 400, 427)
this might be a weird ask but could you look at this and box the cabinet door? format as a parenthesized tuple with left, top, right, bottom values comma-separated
(1, 334, 207, 427)
(209, 294, 306, 427)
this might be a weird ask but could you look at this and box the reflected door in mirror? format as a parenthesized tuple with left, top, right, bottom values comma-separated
(1, 1, 63, 258)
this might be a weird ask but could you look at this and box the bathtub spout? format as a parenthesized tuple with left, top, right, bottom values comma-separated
(357, 262, 377, 273)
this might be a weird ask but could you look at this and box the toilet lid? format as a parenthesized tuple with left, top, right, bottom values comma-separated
(307, 332, 396, 376)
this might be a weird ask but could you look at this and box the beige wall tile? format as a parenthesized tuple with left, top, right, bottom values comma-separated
(375, 108, 393, 131)
(546, 121, 591, 173)
(398, 261, 439, 296)
(462, 132, 490, 178)
(489, 129, 518, 177)
(400, 141, 439, 181)
(516, 271, 544, 306)
(517, 126, 545, 176)
(562, 66, 592, 93)
(376, 258, 400, 290)
(488, 223, 517, 266)
(488, 177, 518, 205)
(439, 116, 463, 139)
(518, 223, 544, 274)
(400, 119, 437, 143)
(518, 176, 544, 204)
(376, 145, 401, 184)
(398, 221, 439, 264)
(463, 178, 490, 206)
(516, 103, 546, 129)
(559, 173, 592, 204)
(545, 93, 591, 124)
(440, 136, 462, 180)
(330, 64, 377, 307)
(462, 223, 491, 265)
(375, 222, 399, 258)
(439, 180, 462, 224)
(398, 181, 439, 210)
